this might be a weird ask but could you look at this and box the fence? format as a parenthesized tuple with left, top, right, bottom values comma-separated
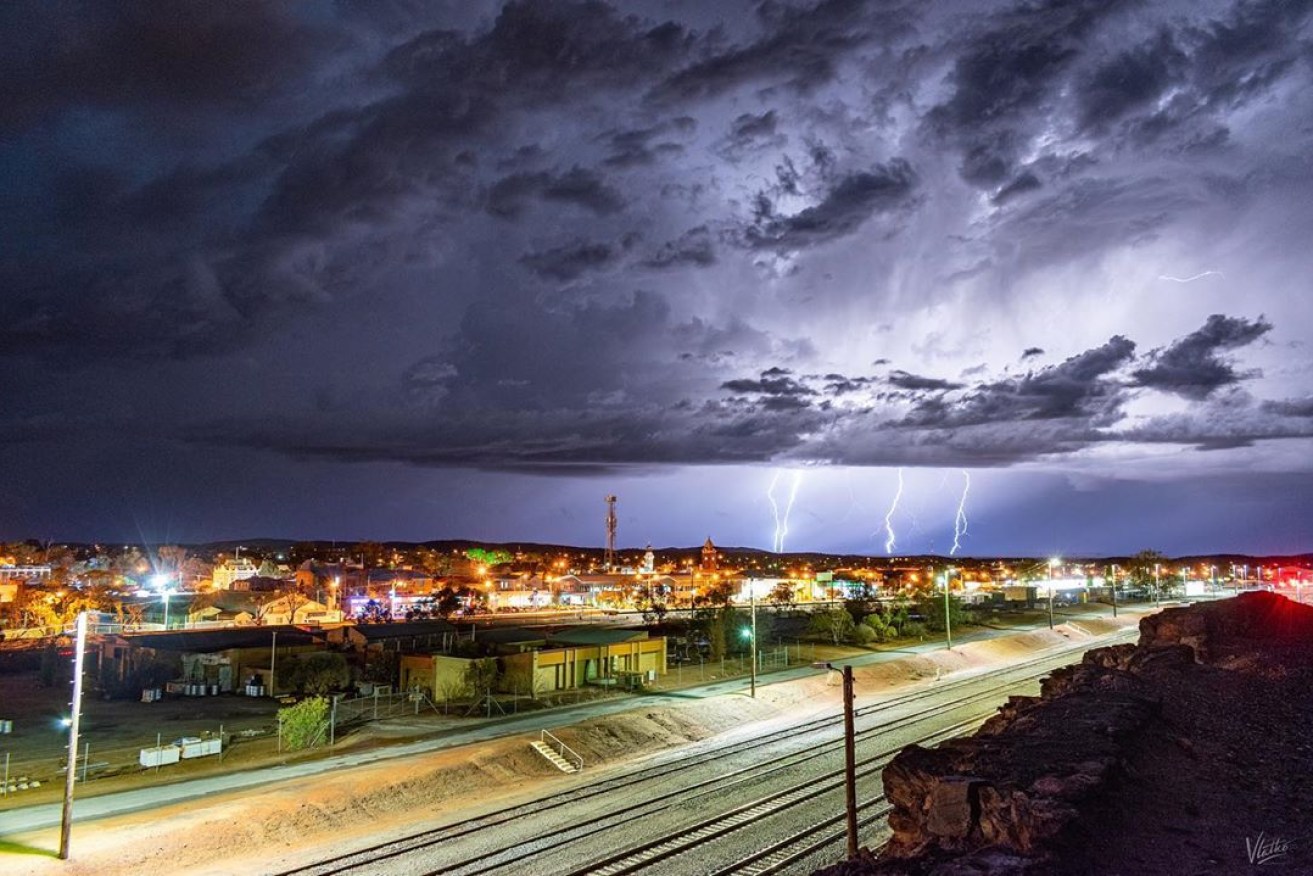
(656, 644, 813, 688)
(1, 726, 243, 799)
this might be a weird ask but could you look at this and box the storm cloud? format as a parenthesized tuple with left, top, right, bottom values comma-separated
(3, 0, 1312, 551)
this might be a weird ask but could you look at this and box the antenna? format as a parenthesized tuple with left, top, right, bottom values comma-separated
(604, 495, 618, 571)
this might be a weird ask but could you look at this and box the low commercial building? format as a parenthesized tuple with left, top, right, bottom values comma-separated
(98, 626, 326, 695)
(399, 627, 666, 699)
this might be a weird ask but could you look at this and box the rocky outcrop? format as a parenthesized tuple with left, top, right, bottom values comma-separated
(823, 593, 1313, 876)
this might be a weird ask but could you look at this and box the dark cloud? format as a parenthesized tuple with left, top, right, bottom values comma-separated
(722, 367, 817, 401)
(642, 226, 716, 269)
(648, 0, 904, 105)
(928, 0, 1132, 186)
(519, 240, 621, 281)
(1021, 347, 1045, 360)
(1261, 398, 1313, 418)
(600, 119, 694, 168)
(717, 110, 787, 160)
(743, 160, 918, 250)
(1133, 314, 1272, 399)
(902, 336, 1137, 429)
(487, 167, 626, 219)
(887, 370, 964, 391)
(1076, 31, 1185, 132)
(0, 2, 330, 131)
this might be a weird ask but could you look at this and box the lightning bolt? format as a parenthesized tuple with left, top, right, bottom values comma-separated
(767, 470, 803, 552)
(950, 469, 970, 556)
(883, 467, 904, 554)
(1158, 271, 1223, 283)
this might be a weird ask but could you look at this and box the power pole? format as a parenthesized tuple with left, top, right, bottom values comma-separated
(842, 665, 857, 858)
(59, 611, 88, 860)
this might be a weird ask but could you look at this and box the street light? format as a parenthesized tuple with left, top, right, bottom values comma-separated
(58, 611, 88, 859)
(1110, 564, 1118, 618)
(1047, 558, 1059, 630)
(942, 568, 953, 650)
(814, 661, 857, 859)
(1154, 563, 1161, 607)
(747, 587, 758, 697)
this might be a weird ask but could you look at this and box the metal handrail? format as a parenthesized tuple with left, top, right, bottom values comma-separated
(540, 729, 583, 772)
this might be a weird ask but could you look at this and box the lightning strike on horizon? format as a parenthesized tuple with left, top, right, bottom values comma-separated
(950, 469, 971, 556)
(767, 470, 803, 552)
(1158, 271, 1223, 283)
(883, 467, 905, 554)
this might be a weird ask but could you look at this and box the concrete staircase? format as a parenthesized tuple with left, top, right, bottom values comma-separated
(531, 729, 583, 773)
(531, 740, 580, 773)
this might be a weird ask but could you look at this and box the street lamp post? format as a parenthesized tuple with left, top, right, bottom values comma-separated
(1154, 563, 1161, 607)
(749, 587, 757, 698)
(58, 611, 88, 860)
(943, 569, 953, 650)
(1047, 558, 1059, 630)
(1110, 565, 1118, 618)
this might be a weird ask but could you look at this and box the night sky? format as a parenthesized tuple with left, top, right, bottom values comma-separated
(3, 0, 1312, 556)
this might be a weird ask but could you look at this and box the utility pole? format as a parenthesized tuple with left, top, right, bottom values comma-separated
(814, 661, 858, 857)
(841, 664, 857, 858)
(270, 630, 278, 697)
(58, 611, 88, 860)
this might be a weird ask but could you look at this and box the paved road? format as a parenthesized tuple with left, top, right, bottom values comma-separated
(0, 601, 1166, 837)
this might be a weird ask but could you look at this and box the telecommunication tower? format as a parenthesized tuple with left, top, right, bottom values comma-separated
(604, 495, 618, 570)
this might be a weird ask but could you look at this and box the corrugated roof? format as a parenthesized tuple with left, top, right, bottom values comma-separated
(350, 619, 456, 640)
(119, 626, 324, 652)
(475, 627, 548, 644)
(548, 627, 650, 646)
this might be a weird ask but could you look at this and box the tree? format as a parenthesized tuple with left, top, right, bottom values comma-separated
(279, 697, 330, 751)
(465, 548, 512, 568)
(768, 581, 796, 613)
(463, 657, 501, 698)
(286, 652, 351, 695)
(916, 593, 967, 633)
(1128, 549, 1168, 596)
(635, 583, 669, 625)
(862, 612, 894, 643)
(809, 608, 856, 645)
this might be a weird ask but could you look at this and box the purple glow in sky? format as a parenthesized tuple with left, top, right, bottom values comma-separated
(2, 0, 1312, 555)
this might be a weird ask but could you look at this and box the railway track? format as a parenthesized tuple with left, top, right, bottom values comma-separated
(279, 629, 1133, 876)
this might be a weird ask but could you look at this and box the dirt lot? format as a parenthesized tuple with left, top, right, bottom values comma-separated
(0, 618, 1137, 876)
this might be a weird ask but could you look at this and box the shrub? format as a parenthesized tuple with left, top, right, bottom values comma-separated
(902, 621, 928, 640)
(279, 696, 329, 751)
(849, 623, 876, 645)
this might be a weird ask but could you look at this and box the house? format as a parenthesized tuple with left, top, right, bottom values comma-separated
(257, 594, 342, 626)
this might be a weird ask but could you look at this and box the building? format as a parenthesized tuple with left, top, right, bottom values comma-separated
(399, 627, 667, 699)
(98, 626, 326, 695)
(0, 564, 52, 583)
(212, 558, 259, 589)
